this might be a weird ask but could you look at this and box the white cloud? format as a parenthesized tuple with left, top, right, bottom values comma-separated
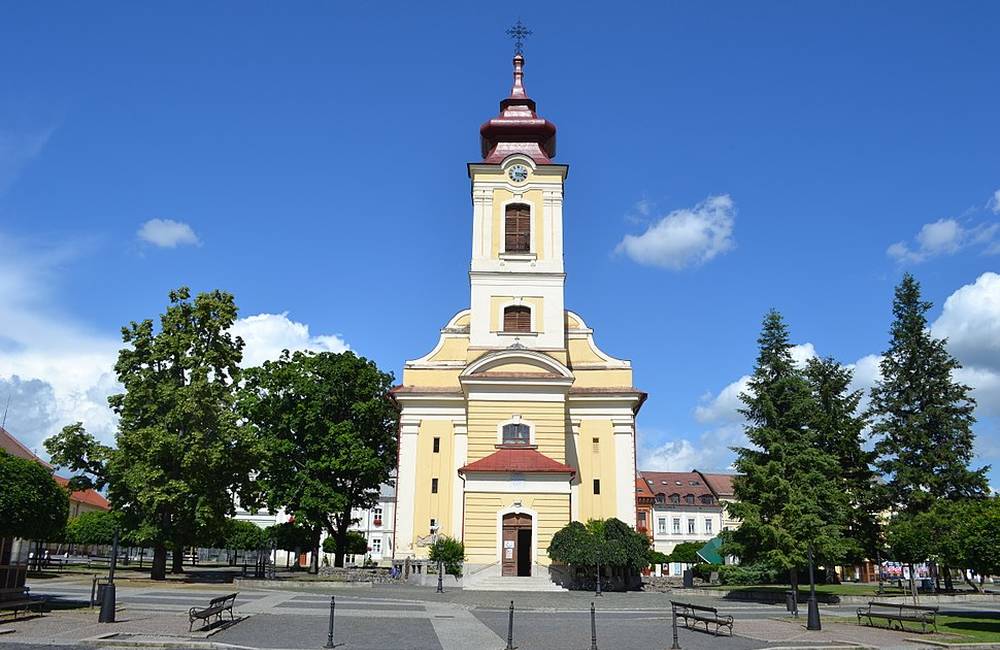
(616, 194, 736, 269)
(639, 424, 745, 473)
(932, 272, 1000, 416)
(991, 189, 1000, 214)
(693, 343, 816, 425)
(933, 272, 1000, 372)
(0, 128, 54, 193)
(888, 207, 1000, 264)
(137, 218, 200, 248)
(0, 231, 351, 458)
(233, 313, 351, 368)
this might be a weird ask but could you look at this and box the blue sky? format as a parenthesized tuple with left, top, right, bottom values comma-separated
(1, 2, 998, 485)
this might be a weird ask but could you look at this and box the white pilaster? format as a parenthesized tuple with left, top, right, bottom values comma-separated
(395, 420, 420, 557)
(613, 418, 636, 527)
(452, 421, 468, 540)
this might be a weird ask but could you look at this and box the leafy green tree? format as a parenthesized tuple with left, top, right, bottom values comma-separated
(0, 452, 68, 542)
(667, 542, 703, 564)
(723, 310, 850, 592)
(266, 522, 314, 553)
(223, 519, 267, 551)
(549, 518, 651, 587)
(239, 350, 398, 571)
(955, 497, 1000, 591)
(885, 511, 937, 602)
(869, 273, 989, 513)
(322, 531, 368, 556)
(428, 536, 465, 576)
(46, 288, 255, 580)
(64, 510, 117, 546)
(548, 521, 595, 568)
(805, 357, 880, 562)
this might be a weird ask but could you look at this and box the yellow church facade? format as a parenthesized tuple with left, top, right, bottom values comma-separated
(392, 52, 645, 586)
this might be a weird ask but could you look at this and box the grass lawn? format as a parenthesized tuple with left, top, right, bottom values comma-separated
(931, 614, 1000, 643)
(705, 583, 884, 596)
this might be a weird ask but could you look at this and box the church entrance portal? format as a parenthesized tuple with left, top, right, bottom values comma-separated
(501, 512, 532, 577)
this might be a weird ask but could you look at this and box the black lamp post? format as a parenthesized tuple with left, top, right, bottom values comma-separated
(806, 546, 821, 631)
(595, 561, 602, 597)
(98, 529, 119, 623)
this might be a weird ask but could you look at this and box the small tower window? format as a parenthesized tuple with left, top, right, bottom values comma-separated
(593, 479, 601, 495)
(503, 305, 531, 333)
(433, 437, 440, 453)
(431, 478, 438, 494)
(505, 204, 531, 253)
(502, 422, 531, 446)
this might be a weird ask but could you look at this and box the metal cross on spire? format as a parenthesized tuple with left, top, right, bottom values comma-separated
(506, 19, 532, 56)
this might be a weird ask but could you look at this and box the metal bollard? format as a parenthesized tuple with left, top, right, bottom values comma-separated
(670, 603, 681, 650)
(590, 601, 599, 650)
(90, 575, 98, 608)
(324, 595, 337, 648)
(595, 563, 602, 597)
(504, 600, 516, 650)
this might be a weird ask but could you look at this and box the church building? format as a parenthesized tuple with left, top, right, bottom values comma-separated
(392, 47, 646, 587)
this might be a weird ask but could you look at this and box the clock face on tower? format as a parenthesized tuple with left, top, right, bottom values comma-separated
(508, 164, 529, 183)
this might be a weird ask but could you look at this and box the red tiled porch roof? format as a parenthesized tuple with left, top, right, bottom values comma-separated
(459, 447, 575, 476)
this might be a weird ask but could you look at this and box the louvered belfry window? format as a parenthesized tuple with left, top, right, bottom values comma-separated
(503, 305, 531, 333)
(505, 204, 531, 253)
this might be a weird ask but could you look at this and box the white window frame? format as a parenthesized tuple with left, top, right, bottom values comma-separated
(705, 518, 713, 534)
(672, 518, 680, 535)
(497, 416, 536, 446)
(499, 198, 536, 259)
(497, 299, 537, 336)
(658, 518, 666, 534)
(688, 518, 696, 535)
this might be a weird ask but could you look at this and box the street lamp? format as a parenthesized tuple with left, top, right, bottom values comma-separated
(806, 545, 821, 631)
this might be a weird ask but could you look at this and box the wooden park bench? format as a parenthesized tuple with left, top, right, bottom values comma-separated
(856, 601, 938, 634)
(188, 592, 238, 631)
(0, 588, 47, 620)
(670, 600, 734, 636)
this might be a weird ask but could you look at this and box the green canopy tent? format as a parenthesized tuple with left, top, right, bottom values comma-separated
(696, 536, 724, 565)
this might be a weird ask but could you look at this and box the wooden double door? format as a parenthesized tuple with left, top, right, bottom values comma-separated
(501, 513, 532, 577)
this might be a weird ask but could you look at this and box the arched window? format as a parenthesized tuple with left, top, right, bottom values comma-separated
(684, 494, 695, 505)
(501, 423, 531, 446)
(654, 494, 666, 505)
(503, 305, 531, 333)
(669, 494, 680, 504)
(504, 204, 531, 253)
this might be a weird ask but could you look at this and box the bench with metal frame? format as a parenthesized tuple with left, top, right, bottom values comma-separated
(188, 592, 238, 631)
(0, 588, 47, 620)
(670, 600, 734, 636)
(856, 600, 938, 634)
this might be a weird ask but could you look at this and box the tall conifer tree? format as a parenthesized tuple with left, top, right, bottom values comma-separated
(724, 310, 850, 590)
(805, 357, 879, 562)
(868, 274, 988, 513)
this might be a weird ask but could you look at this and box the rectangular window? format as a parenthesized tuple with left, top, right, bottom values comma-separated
(502, 422, 531, 445)
(371, 538, 381, 554)
(504, 204, 531, 253)
(433, 437, 440, 453)
(430, 518, 437, 532)
(431, 478, 438, 494)
(592, 437, 600, 453)
(688, 518, 696, 535)
(593, 479, 601, 495)
(503, 306, 532, 333)
(672, 518, 681, 535)
(658, 518, 667, 534)
(705, 519, 713, 534)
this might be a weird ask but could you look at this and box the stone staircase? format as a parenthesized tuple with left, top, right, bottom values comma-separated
(464, 572, 567, 592)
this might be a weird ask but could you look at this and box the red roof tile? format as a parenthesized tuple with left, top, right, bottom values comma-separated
(54, 475, 111, 510)
(635, 476, 655, 499)
(700, 472, 736, 498)
(459, 447, 575, 475)
(639, 470, 716, 499)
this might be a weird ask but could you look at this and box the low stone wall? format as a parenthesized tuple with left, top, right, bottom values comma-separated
(317, 566, 397, 583)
